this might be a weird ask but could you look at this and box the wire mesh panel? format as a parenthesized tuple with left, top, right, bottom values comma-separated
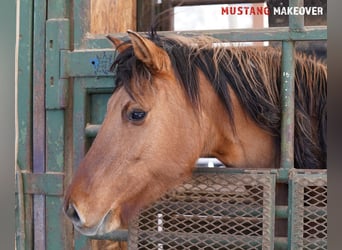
(289, 170, 327, 249)
(128, 170, 276, 250)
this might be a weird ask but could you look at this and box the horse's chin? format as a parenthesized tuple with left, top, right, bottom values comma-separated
(74, 209, 122, 236)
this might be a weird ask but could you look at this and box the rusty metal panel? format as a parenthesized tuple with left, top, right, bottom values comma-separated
(289, 170, 327, 249)
(128, 170, 276, 250)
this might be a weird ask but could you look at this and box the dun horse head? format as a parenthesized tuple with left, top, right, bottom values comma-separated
(64, 30, 326, 236)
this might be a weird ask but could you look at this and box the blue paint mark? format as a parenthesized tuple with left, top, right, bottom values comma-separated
(90, 57, 99, 67)
(90, 52, 115, 75)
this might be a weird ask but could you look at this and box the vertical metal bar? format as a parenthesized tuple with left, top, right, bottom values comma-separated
(47, 0, 69, 18)
(73, 79, 91, 249)
(71, 0, 91, 247)
(73, 0, 90, 49)
(16, 0, 34, 249)
(284, 1, 305, 249)
(279, 0, 305, 171)
(280, 41, 295, 170)
(289, 0, 304, 31)
(45, 1, 71, 249)
(32, 0, 47, 249)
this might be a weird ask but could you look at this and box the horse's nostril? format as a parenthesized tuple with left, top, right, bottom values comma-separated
(65, 203, 82, 225)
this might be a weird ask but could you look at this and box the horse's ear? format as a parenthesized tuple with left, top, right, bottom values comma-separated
(127, 30, 168, 72)
(106, 35, 130, 53)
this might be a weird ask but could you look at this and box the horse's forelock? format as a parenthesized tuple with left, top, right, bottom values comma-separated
(111, 45, 152, 102)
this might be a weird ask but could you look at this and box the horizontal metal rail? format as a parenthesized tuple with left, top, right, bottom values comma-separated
(89, 25, 326, 43)
(63, 26, 326, 78)
(15, 172, 64, 196)
(90, 230, 288, 249)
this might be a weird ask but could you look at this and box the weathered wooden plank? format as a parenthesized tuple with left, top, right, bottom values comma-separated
(90, 0, 136, 34)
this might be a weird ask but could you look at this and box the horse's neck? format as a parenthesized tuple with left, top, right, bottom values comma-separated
(199, 73, 278, 169)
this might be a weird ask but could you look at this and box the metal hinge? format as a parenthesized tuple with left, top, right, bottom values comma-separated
(45, 18, 70, 109)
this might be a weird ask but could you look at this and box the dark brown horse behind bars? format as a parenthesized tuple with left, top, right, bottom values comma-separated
(64, 30, 326, 236)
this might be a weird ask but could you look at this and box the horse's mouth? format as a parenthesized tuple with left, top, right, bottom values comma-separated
(72, 209, 121, 236)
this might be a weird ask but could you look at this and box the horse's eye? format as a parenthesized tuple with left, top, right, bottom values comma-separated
(128, 109, 147, 123)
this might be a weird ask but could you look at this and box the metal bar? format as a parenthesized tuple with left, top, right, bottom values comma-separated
(289, 0, 304, 31)
(47, 0, 69, 19)
(279, 41, 296, 170)
(82, 26, 327, 49)
(88, 228, 288, 249)
(73, 0, 89, 49)
(15, 172, 64, 196)
(72, 79, 92, 249)
(288, 173, 300, 249)
(274, 237, 288, 250)
(89, 230, 129, 241)
(275, 205, 288, 219)
(61, 27, 326, 78)
(85, 124, 101, 137)
(45, 19, 70, 109)
(102, 26, 327, 42)
(61, 49, 116, 78)
(16, 0, 34, 248)
(32, 0, 47, 249)
(45, 2, 72, 249)
(32, 0, 47, 180)
(46, 111, 68, 250)
(285, 2, 306, 248)
(73, 80, 88, 173)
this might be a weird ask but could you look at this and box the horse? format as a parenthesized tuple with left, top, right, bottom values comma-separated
(64, 30, 327, 237)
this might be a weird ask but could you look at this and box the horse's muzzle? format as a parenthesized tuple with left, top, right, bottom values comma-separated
(64, 200, 118, 236)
